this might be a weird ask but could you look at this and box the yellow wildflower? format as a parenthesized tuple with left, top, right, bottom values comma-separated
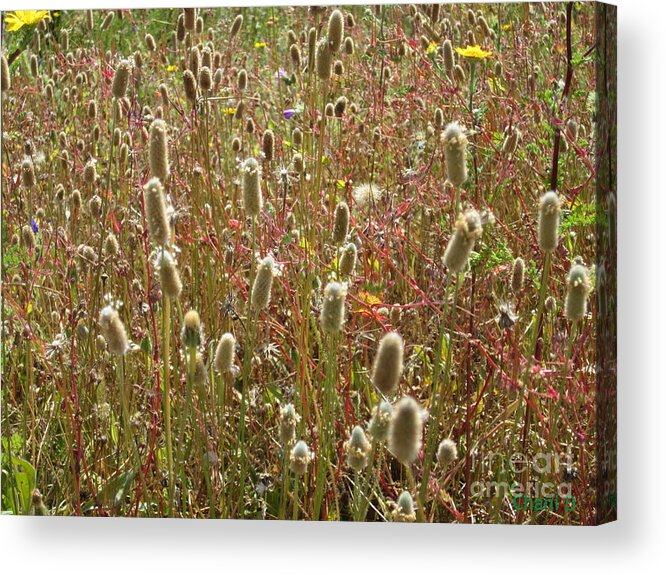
(223, 107, 236, 115)
(502, 23, 512, 31)
(425, 41, 438, 55)
(5, 10, 50, 32)
(455, 45, 493, 59)
(254, 41, 267, 48)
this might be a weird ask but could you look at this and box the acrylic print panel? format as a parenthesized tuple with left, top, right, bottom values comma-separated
(0, 3, 616, 524)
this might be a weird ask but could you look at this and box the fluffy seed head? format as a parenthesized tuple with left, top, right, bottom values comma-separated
(307, 27, 317, 68)
(320, 281, 347, 334)
(262, 129, 274, 162)
(101, 11, 114, 30)
(368, 400, 393, 442)
(21, 159, 35, 189)
(189, 47, 200, 79)
(388, 396, 422, 465)
(32, 489, 48, 516)
(199, 66, 212, 92)
(442, 209, 483, 274)
(214, 333, 236, 374)
(538, 191, 561, 252)
(21, 225, 35, 250)
(442, 122, 468, 187)
(99, 305, 128, 356)
(143, 177, 171, 247)
(181, 309, 201, 348)
(327, 9, 344, 53)
(83, 159, 97, 184)
(30, 54, 38, 78)
(289, 44, 302, 69)
(352, 182, 383, 209)
(88, 195, 102, 220)
(565, 260, 591, 322)
(104, 233, 119, 257)
(183, 8, 196, 31)
(565, 119, 579, 141)
(70, 189, 82, 210)
(332, 201, 350, 244)
(279, 403, 300, 446)
(158, 250, 182, 299)
(345, 426, 371, 472)
(289, 440, 312, 475)
(502, 126, 522, 156)
(241, 157, 263, 217)
(339, 243, 357, 276)
(316, 37, 332, 80)
(251, 255, 276, 310)
(230, 14, 243, 37)
(292, 153, 303, 173)
(344, 36, 354, 55)
(392, 491, 416, 522)
(237, 68, 248, 91)
(453, 64, 465, 83)
(149, 119, 170, 182)
(193, 353, 206, 386)
(545, 295, 557, 314)
(511, 257, 525, 293)
(334, 95, 347, 117)
(292, 127, 303, 147)
(176, 14, 185, 41)
(183, 69, 197, 102)
(145, 33, 156, 51)
(434, 107, 444, 129)
(2, 54, 11, 91)
(437, 438, 458, 467)
(111, 59, 131, 99)
(371, 331, 404, 396)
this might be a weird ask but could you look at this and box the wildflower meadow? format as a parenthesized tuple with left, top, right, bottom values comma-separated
(0, 3, 616, 524)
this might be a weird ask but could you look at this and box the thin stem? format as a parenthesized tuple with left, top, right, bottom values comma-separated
(292, 475, 300, 520)
(419, 272, 460, 514)
(162, 293, 174, 515)
(550, 322, 577, 445)
(514, 250, 552, 443)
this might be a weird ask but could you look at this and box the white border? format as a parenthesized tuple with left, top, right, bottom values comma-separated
(2, 1, 665, 572)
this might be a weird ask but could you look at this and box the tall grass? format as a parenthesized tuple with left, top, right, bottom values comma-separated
(1, 3, 599, 524)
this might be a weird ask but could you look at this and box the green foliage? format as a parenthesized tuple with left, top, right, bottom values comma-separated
(1, 434, 36, 515)
(561, 201, 597, 233)
(470, 237, 513, 273)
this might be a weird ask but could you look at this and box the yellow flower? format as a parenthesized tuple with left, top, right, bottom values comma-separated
(501, 23, 512, 31)
(5, 10, 51, 32)
(254, 41, 267, 48)
(455, 45, 493, 59)
(223, 107, 236, 115)
(425, 41, 438, 55)
(165, 64, 177, 72)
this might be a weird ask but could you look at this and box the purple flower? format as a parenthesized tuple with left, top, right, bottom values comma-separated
(31, 218, 38, 233)
(283, 109, 296, 120)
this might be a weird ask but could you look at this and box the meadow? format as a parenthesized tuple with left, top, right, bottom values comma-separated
(1, 3, 602, 523)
